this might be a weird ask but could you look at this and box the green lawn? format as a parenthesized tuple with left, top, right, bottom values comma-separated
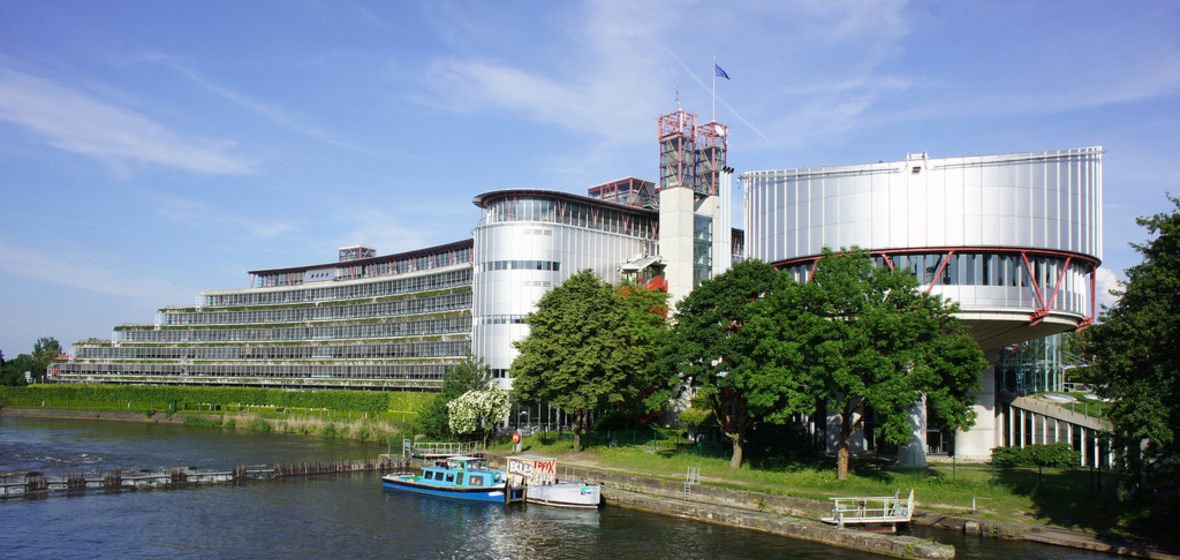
(505, 431, 1174, 544)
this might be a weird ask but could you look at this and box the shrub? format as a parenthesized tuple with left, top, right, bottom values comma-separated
(991, 442, 1081, 469)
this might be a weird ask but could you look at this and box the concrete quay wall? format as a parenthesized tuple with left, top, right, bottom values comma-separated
(605, 486, 953, 559)
(487, 460, 953, 560)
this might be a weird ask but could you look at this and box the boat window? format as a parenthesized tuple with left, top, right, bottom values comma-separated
(494, 474, 501, 483)
(468, 475, 483, 487)
(424, 471, 435, 480)
(445, 473, 455, 483)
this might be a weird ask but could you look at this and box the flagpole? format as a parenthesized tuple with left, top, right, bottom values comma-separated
(712, 55, 716, 123)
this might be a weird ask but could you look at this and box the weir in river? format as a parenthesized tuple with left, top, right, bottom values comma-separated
(1, 457, 409, 498)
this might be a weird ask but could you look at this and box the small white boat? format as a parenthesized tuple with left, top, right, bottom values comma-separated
(525, 481, 601, 508)
(507, 455, 601, 509)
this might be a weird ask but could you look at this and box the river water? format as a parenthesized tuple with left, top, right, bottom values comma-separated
(0, 417, 1113, 560)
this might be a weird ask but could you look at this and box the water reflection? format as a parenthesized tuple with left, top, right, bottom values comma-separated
(0, 417, 1120, 560)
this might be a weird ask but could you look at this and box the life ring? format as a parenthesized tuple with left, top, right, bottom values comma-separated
(512, 431, 522, 444)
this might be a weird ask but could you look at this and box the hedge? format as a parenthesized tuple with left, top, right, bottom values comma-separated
(0, 385, 435, 414)
(991, 442, 1082, 469)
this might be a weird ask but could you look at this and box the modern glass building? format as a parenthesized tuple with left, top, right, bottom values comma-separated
(742, 147, 1104, 462)
(51, 241, 475, 391)
(470, 188, 661, 387)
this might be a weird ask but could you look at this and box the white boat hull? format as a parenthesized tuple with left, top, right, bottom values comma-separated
(526, 482, 601, 509)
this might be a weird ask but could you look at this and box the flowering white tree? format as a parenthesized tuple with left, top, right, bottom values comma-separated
(447, 388, 511, 448)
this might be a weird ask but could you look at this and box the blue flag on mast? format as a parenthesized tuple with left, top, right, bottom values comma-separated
(714, 63, 730, 80)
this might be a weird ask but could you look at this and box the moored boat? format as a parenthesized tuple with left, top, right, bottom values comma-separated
(382, 455, 521, 504)
(507, 455, 601, 509)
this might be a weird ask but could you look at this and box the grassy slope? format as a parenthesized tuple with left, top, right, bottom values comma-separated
(504, 431, 1175, 545)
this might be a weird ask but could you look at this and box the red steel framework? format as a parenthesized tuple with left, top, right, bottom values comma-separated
(658, 109, 697, 192)
(694, 121, 728, 196)
(658, 109, 729, 197)
(778, 247, 1100, 329)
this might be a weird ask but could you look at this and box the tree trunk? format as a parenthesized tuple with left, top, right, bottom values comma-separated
(730, 437, 744, 470)
(837, 410, 854, 481)
(572, 410, 583, 453)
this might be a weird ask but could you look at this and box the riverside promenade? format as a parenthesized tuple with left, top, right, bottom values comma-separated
(496, 458, 1180, 560)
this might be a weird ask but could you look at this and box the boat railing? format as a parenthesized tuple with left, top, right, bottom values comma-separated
(402, 439, 480, 459)
(822, 489, 914, 528)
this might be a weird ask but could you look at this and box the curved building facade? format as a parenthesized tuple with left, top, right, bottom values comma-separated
(471, 190, 660, 389)
(743, 148, 1103, 350)
(742, 147, 1104, 462)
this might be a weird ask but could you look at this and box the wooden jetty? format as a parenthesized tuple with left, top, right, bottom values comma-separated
(0, 457, 407, 500)
(821, 489, 914, 532)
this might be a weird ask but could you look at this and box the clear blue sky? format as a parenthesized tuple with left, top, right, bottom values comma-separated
(2, 1, 1177, 356)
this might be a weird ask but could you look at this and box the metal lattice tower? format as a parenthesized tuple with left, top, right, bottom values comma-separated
(658, 109, 728, 197)
(658, 109, 697, 192)
(695, 122, 728, 196)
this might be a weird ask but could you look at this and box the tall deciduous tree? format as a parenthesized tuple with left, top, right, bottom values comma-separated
(805, 249, 985, 480)
(31, 337, 63, 383)
(417, 355, 491, 438)
(662, 259, 814, 469)
(616, 278, 673, 418)
(510, 270, 645, 452)
(1086, 197, 1180, 481)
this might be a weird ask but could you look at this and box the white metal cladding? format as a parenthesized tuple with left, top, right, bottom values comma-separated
(471, 209, 658, 387)
(742, 148, 1103, 262)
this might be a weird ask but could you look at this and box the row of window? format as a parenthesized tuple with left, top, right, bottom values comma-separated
(76, 340, 470, 361)
(475, 315, 527, 326)
(481, 197, 658, 239)
(205, 269, 471, 308)
(255, 247, 473, 288)
(475, 260, 560, 273)
(783, 252, 1090, 294)
(53, 362, 449, 381)
(119, 316, 472, 343)
(166, 292, 471, 326)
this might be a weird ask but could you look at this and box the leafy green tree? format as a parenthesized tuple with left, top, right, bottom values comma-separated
(416, 355, 491, 438)
(1, 353, 34, 386)
(447, 388, 511, 448)
(511, 270, 645, 452)
(661, 259, 815, 469)
(805, 249, 985, 480)
(30, 337, 63, 383)
(1086, 196, 1180, 482)
(614, 278, 673, 420)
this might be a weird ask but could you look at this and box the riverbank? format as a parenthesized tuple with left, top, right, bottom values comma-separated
(1, 407, 189, 423)
(0, 406, 407, 444)
(7, 407, 1177, 559)
(513, 458, 1180, 560)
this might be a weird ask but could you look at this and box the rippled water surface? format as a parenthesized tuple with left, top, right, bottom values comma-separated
(1, 417, 1116, 560)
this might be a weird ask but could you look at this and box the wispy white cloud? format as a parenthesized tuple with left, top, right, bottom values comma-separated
(154, 195, 297, 239)
(420, 1, 677, 143)
(339, 208, 437, 255)
(862, 48, 1180, 130)
(0, 67, 258, 175)
(0, 239, 174, 302)
(129, 53, 365, 152)
(1095, 266, 1123, 312)
(420, 0, 916, 152)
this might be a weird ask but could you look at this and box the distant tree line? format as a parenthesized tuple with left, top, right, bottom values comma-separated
(1, 337, 63, 386)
